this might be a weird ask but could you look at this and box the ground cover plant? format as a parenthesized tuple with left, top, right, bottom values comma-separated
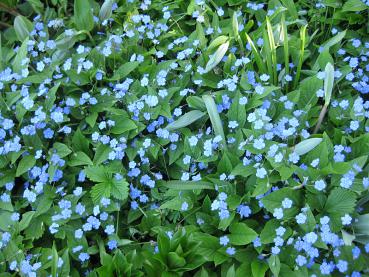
(1, 0, 369, 276)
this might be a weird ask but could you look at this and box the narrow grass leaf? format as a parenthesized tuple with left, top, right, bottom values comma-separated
(165, 110, 206, 131)
(280, 0, 298, 20)
(245, 33, 266, 73)
(324, 62, 334, 106)
(293, 24, 307, 88)
(266, 17, 277, 84)
(202, 95, 227, 149)
(294, 138, 323, 155)
(204, 41, 229, 73)
(159, 180, 214, 190)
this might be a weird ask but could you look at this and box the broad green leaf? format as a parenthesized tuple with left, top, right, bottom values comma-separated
(268, 255, 280, 277)
(12, 38, 29, 73)
(203, 95, 226, 149)
(85, 166, 110, 183)
(69, 151, 93, 166)
(110, 119, 137, 134)
(320, 30, 346, 52)
(110, 61, 139, 81)
(91, 182, 111, 203)
(293, 138, 322, 155)
(207, 36, 229, 52)
(342, 0, 368, 12)
(226, 264, 236, 277)
(53, 143, 72, 158)
(14, 15, 33, 41)
(165, 110, 205, 131)
(93, 144, 111, 165)
(74, 0, 94, 31)
(110, 178, 129, 201)
(99, 0, 114, 22)
(204, 41, 229, 73)
(324, 188, 356, 215)
(16, 155, 36, 177)
(324, 62, 334, 106)
(19, 211, 35, 231)
(353, 214, 369, 235)
(229, 223, 257, 245)
(261, 188, 303, 218)
(251, 260, 268, 277)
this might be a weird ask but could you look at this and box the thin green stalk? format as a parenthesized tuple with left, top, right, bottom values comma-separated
(266, 17, 277, 85)
(245, 33, 266, 74)
(293, 25, 307, 89)
(262, 29, 273, 83)
(281, 13, 289, 91)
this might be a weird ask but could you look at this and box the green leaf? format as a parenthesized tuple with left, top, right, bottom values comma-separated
(268, 255, 280, 277)
(51, 242, 58, 277)
(323, 62, 334, 106)
(261, 188, 303, 218)
(110, 119, 137, 134)
(166, 110, 205, 131)
(110, 178, 129, 201)
(280, 0, 298, 20)
(19, 211, 35, 231)
(251, 260, 268, 277)
(342, 0, 368, 12)
(159, 180, 214, 190)
(74, 0, 94, 31)
(203, 95, 227, 149)
(226, 264, 236, 277)
(99, 0, 114, 22)
(91, 182, 111, 203)
(324, 188, 356, 215)
(207, 36, 229, 52)
(12, 37, 29, 73)
(229, 223, 257, 245)
(320, 30, 346, 53)
(16, 155, 36, 177)
(85, 166, 110, 183)
(293, 138, 322, 155)
(245, 33, 266, 73)
(204, 41, 229, 73)
(69, 151, 93, 166)
(168, 252, 186, 268)
(14, 15, 33, 41)
(53, 142, 72, 158)
(227, 91, 246, 128)
(110, 61, 139, 81)
(93, 144, 111, 165)
(353, 214, 369, 235)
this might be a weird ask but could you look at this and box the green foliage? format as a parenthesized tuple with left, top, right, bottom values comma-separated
(1, 0, 369, 275)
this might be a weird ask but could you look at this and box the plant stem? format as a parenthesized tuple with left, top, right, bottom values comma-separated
(313, 104, 327, 134)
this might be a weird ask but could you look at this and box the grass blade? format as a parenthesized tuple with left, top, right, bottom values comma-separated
(281, 13, 289, 90)
(313, 62, 334, 133)
(245, 33, 266, 73)
(324, 62, 334, 106)
(266, 17, 277, 84)
(293, 24, 307, 89)
(294, 138, 323, 155)
(202, 95, 227, 150)
(159, 180, 215, 190)
(204, 41, 229, 73)
(280, 0, 298, 20)
(165, 110, 206, 131)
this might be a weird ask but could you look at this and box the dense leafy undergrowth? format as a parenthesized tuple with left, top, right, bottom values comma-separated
(1, 0, 369, 276)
